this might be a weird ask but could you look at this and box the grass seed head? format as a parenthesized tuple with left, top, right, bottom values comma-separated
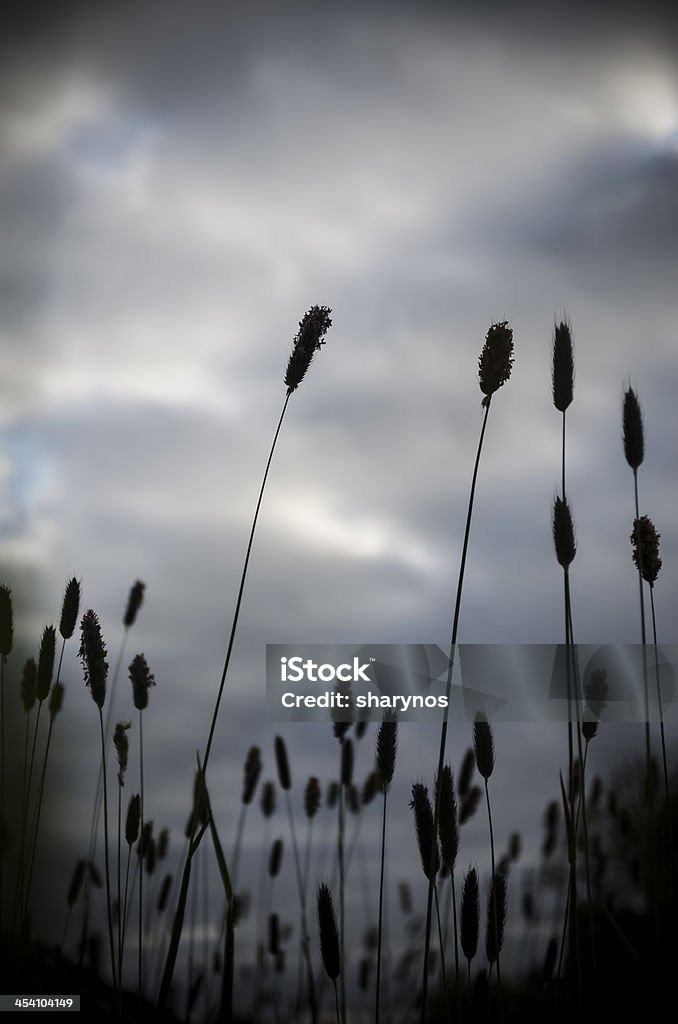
(125, 793, 141, 846)
(473, 710, 495, 781)
(59, 577, 81, 640)
(157, 828, 170, 861)
(129, 653, 155, 711)
(274, 736, 291, 791)
(114, 721, 132, 786)
(631, 514, 662, 585)
(340, 737, 354, 787)
(478, 321, 514, 397)
(461, 866, 480, 963)
(436, 764, 459, 873)
(459, 785, 482, 825)
(376, 713, 397, 792)
(317, 883, 341, 980)
(268, 838, 283, 878)
(0, 585, 13, 657)
(552, 495, 576, 568)
(485, 869, 508, 964)
(123, 580, 145, 628)
(241, 746, 262, 805)
(137, 820, 153, 860)
(21, 657, 37, 713)
(79, 610, 108, 709)
(48, 681, 65, 721)
(552, 319, 574, 412)
(623, 386, 644, 471)
(285, 305, 332, 392)
(410, 782, 440, 880)
(458, 747, 476, 799)
(260, 780, 276, 818)
(361, 770, 380, 807)
(304, 776, 322, 819)
(37, 625, 56, 702)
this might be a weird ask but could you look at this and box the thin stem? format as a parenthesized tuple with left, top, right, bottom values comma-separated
(23, 712, 57, 926)
(633, 473, 651, 786)
(451, 871, 461, 1024)
(202, 392, 290, 780)
(485, 779, 503, 1023)
(98, 709, 118, 998)
(423, 399, 492, 1024)
(434, 884, 451, 1024)
(649, 586, 670, 803)
(338, 780, 346, 1024)
(376, 789, 388, 1024)
(138, 709, 145, 1004)
(285, 790, 318, 1024)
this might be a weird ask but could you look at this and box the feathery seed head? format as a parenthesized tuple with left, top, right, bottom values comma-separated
(623, 387, 644, 471)
(261, 780, 276, 818)
(59, 577, 81, 640)
(376, 713, 397, 792)
(274, 736, 291, 791)
(436, 764, 459, 873)
(0, 585, 13, 657)
(631, 515, 662, 585)
(21, 657, 37, 713)
(317, 883, 341, 980)
(114, 721, 132, 786)
(285, 305, 332, 392)
(410, 782, 440, 880)
(79, 610, 108, 709)
(242, 746, 262, 805)
(473, 710, 495, 780)
(125, 793, 141, 846)
(326, 780, 339, 808)
(304, 776, 322, 819)
(478, 321, 514, 397)
(552, 319, 574, 412)
(552, 494, 576, 568)
(123, 580, 145, 628)
(461, 866, 480, 963)
(48, 681, 65, 721)
(129, 653, 155, 711)
(37, 625, 56, 702)
(485, 870, 508, 964)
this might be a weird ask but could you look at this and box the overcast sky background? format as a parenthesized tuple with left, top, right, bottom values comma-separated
(1, 0, 677, 1004)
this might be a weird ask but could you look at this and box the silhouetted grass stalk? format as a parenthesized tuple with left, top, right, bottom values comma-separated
(375, 716, 397, 1023)
(159, 308, 332, 1014)
(424, 322, 514, 1023)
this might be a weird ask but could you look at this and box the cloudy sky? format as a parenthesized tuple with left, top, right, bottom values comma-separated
(1, 0, 677, 1003)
